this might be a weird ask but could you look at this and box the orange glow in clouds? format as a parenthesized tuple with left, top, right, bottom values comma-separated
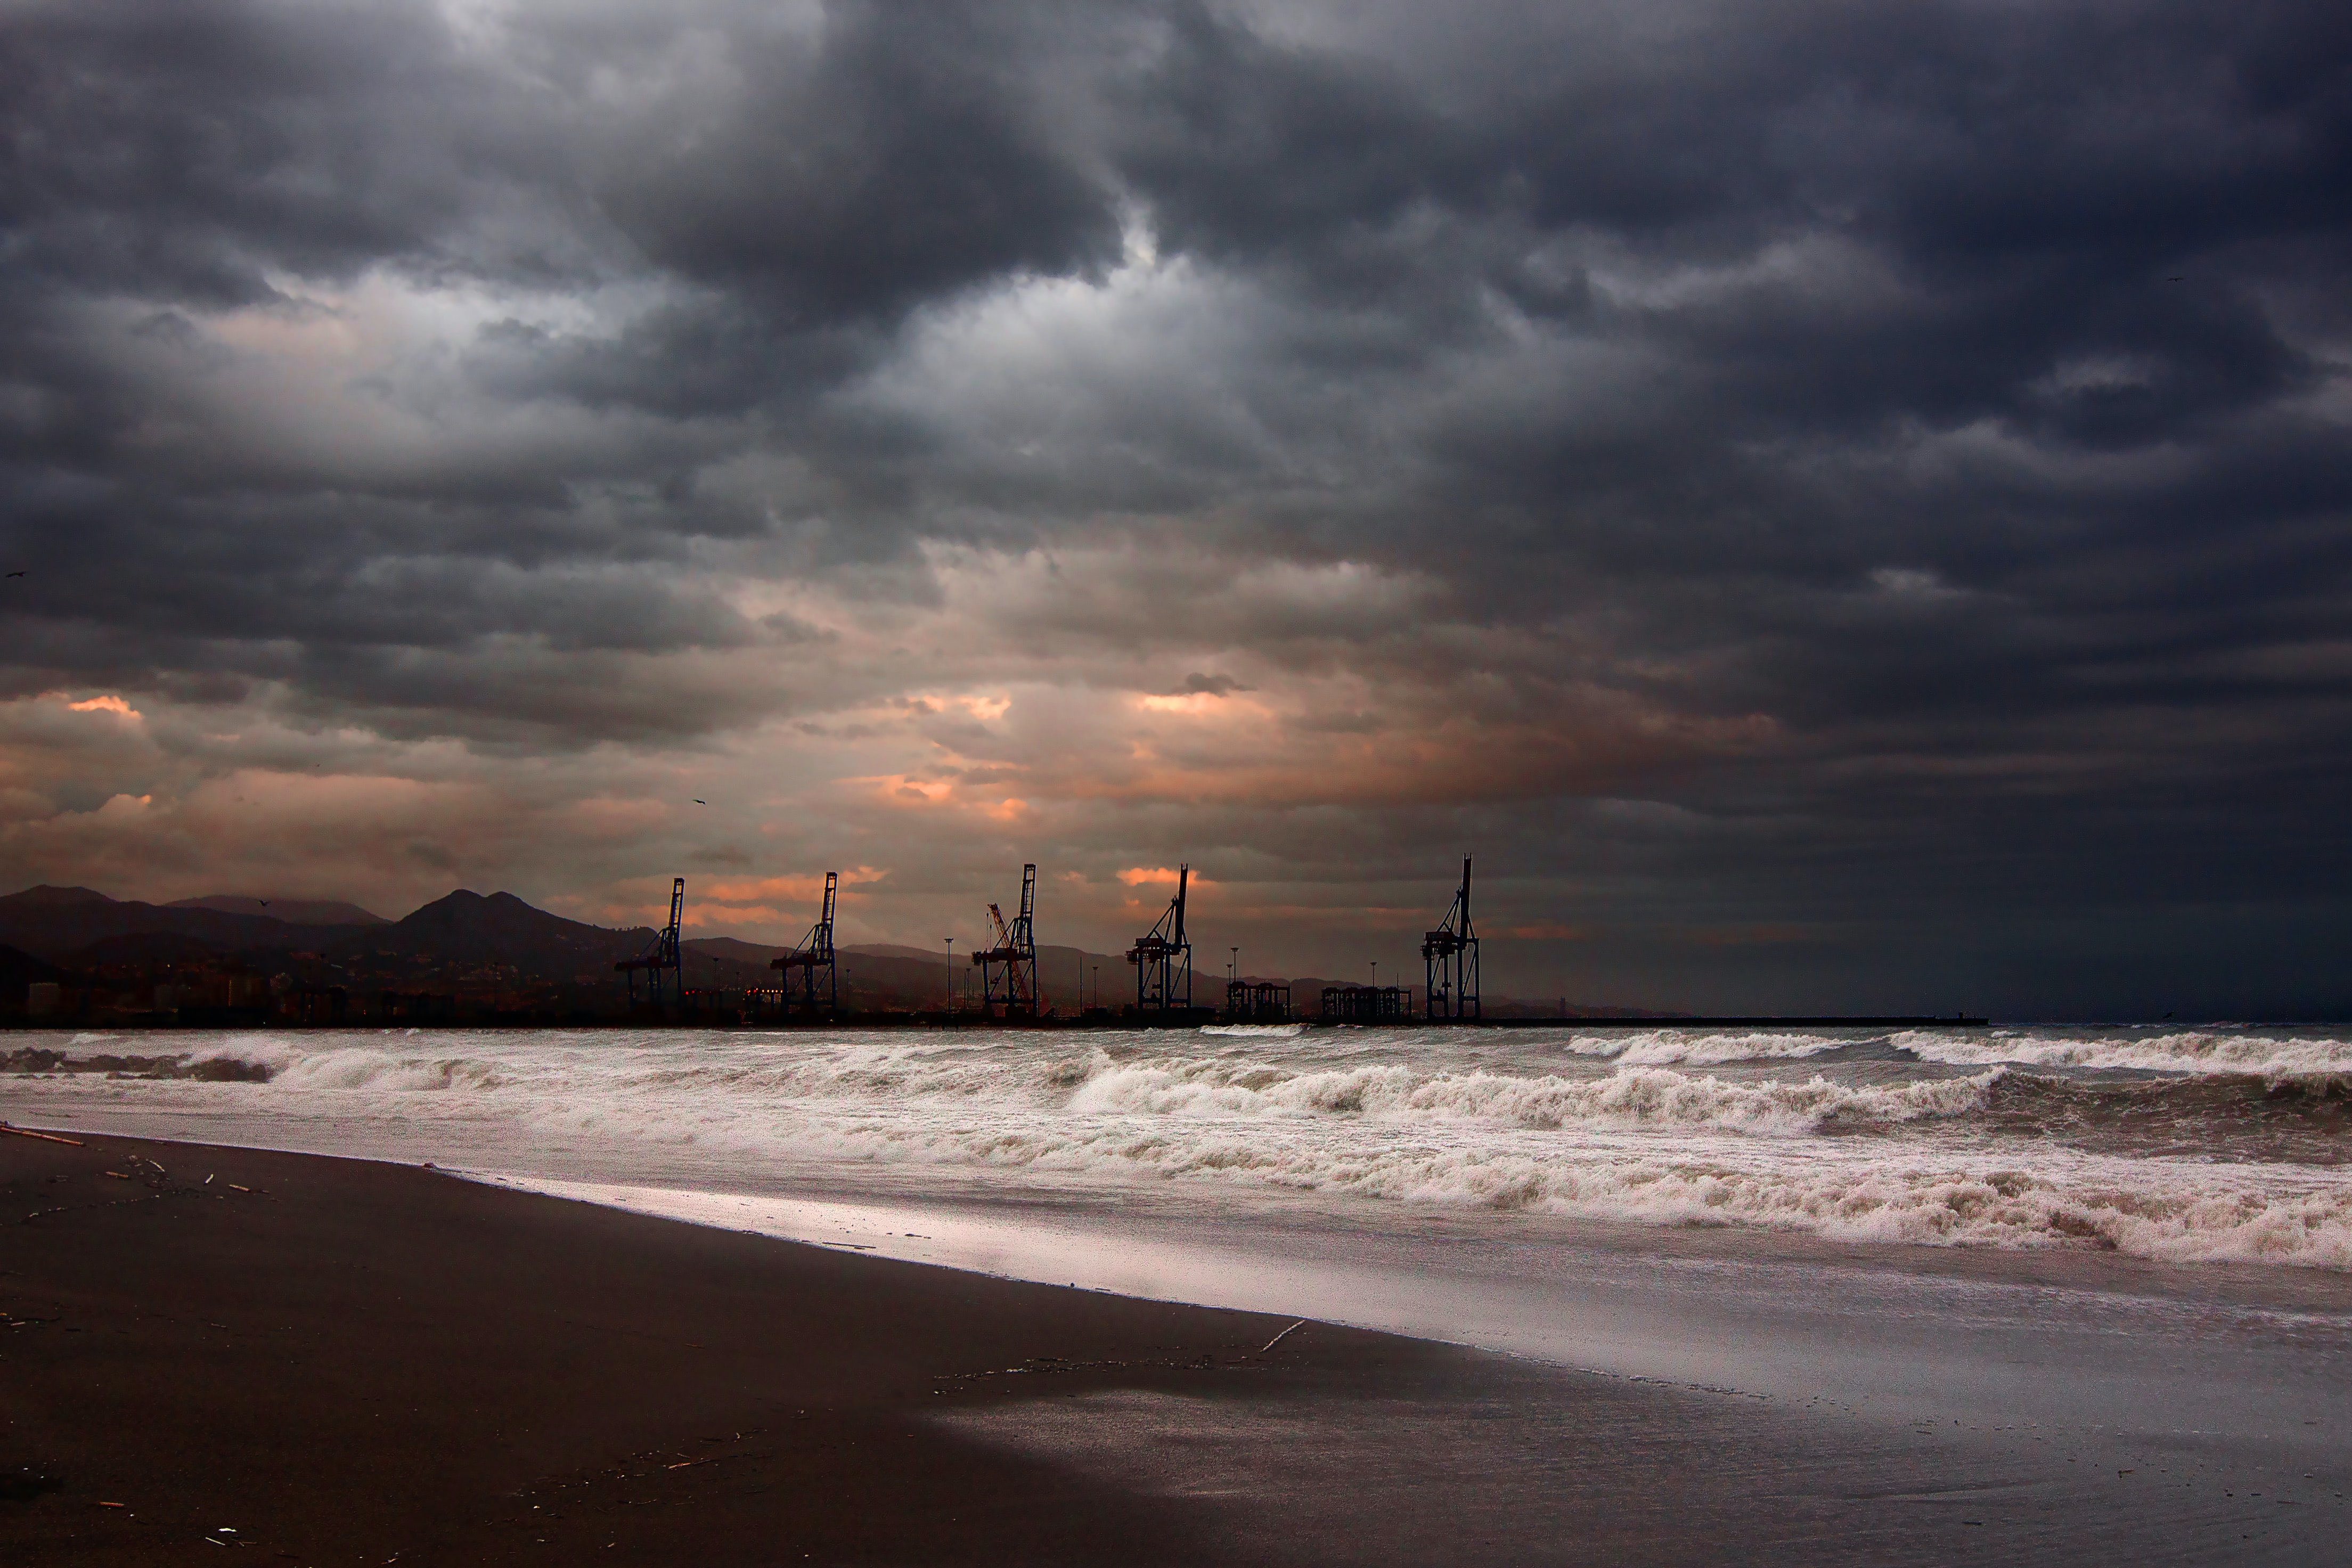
(864, 774, 956, 805)
(700, 868, 885, 905)
(1117, 866, 1212, 887)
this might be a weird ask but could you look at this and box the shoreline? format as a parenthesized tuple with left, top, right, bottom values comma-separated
(23, 1115, 2352, 1309)
(26, 1109, 2352, 1293)
(8, 1123, 2352, 1563)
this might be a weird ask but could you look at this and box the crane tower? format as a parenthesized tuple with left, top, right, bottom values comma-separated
(1126, 864, 1193, 1016)
(616, 877, 686, 1011)
(1421, 857, 1480, 1020)
(971, 863, 1042, 1017)
(770, 871, 839, 1016)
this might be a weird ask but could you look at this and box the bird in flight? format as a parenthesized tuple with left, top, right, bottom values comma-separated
(693, 799, 707, 805)
(3, 570, 23, 578)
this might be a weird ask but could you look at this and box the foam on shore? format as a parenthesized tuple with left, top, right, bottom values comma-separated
(12, 1024, 2352, 1270)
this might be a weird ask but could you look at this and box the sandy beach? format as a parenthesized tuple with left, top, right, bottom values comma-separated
(5, 1121, 2346, 1565)
(4, 1126, 1364, 1565)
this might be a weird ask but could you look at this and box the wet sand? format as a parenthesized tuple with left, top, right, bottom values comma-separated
(3, 1126, 2342, 1564)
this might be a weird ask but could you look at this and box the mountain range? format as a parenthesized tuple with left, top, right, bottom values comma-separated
(168, 894, 387, 925)
(0, 884, 650, 976)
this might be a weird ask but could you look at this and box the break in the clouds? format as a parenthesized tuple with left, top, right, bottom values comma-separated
(2, 0, 2348, 1016)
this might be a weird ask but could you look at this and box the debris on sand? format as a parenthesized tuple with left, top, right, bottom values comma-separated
(0, 1122, 84, 1146)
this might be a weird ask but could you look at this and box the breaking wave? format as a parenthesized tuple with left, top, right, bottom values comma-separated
(1900, 1028, 2352, 1081)
(1065, 1057, 1994, 1136)
(11, 1035, 504, 1092)
(619, 1096, 2352, 1270)
(1555, 1030, 1852, 1066)
(11, 1024, 2352, 1270)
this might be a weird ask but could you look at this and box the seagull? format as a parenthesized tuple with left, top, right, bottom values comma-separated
(3, 570, 23, 578)
(694, 799, 707, 805)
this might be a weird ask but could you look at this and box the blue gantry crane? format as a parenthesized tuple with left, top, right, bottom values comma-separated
(616, 877, 686, 1010)
(770, 870, 839, 1016)
(1127, 863, 1194, 1017)
(971, 862, 1041, 1018)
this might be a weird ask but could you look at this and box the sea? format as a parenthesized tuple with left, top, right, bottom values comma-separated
(11, 1020, 2352, 1500)
(10, 1021, 2350, 1265)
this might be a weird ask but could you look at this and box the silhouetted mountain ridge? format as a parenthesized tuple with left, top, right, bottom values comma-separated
(6, 885, 115, 907)
(369, 891, 655, 977)
(0, 884, 654, 977)
(168, 894, 387, 925)
(0, 885, 359, 960)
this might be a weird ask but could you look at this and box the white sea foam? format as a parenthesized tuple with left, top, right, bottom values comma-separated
(720, 1114, 2352, 1269)
(485, 1092, 2352, 1271)
(11, 1024, 2352, 1271)
(1899, 1029, 2352, 1080)
(1556, 1031, 1851, 1066)
(1064, 1057, 1995, 1135)
(275, 1048, 505, 1092)
(87, 1038, 1983, 1137)
(182, 1036, 298, 1073)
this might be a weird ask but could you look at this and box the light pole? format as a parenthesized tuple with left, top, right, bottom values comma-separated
(1370, 959, 1378, 991)
(943, 937, 954, 1023)
(1091, 964, 1100, 1015)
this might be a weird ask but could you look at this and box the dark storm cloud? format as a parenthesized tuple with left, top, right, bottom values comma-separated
(1, 0, 2347, 1010)
(0, 0, 1148, 736)
(1170, 673, 1250, 697)
(587, 4, 1125, 321)
(0, 0, 575, 303)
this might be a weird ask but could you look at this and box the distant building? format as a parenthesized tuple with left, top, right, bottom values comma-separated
(1320, 984, 1412, 1024)
(1224, 979, 1294, 1023)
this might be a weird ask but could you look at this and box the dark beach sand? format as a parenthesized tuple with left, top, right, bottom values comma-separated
(3, 1126, 2339, 1565)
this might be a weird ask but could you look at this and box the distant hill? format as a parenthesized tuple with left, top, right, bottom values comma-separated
(0, 941, 63, 1009)
(843, 942, 957, 963)
(63, 932, 225, 968)
(684, 936, 791, 967)
(0, 885, 364, 961)
(169, 895, 387, 925)
(829, 941, 1162, 1014)
(381, 890, 654, 973)
(4, 886, 112, 907)
(0, 942, 63, 979)
(0, 883, 653, 983)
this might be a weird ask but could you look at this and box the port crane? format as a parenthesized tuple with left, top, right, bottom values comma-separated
(971, 863, 1040, 1017)
(1422, 856, 1480, 1020)
(1126, 864, 1193, 1016)
(770, 871, 839, 1016)
(616, 877, 686, 1010)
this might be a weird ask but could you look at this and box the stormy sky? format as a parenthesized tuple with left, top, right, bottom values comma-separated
(2, 0, 2347, 1016)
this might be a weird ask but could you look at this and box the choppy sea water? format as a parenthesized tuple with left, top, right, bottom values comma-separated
(7, 1022, 2352, 1269)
